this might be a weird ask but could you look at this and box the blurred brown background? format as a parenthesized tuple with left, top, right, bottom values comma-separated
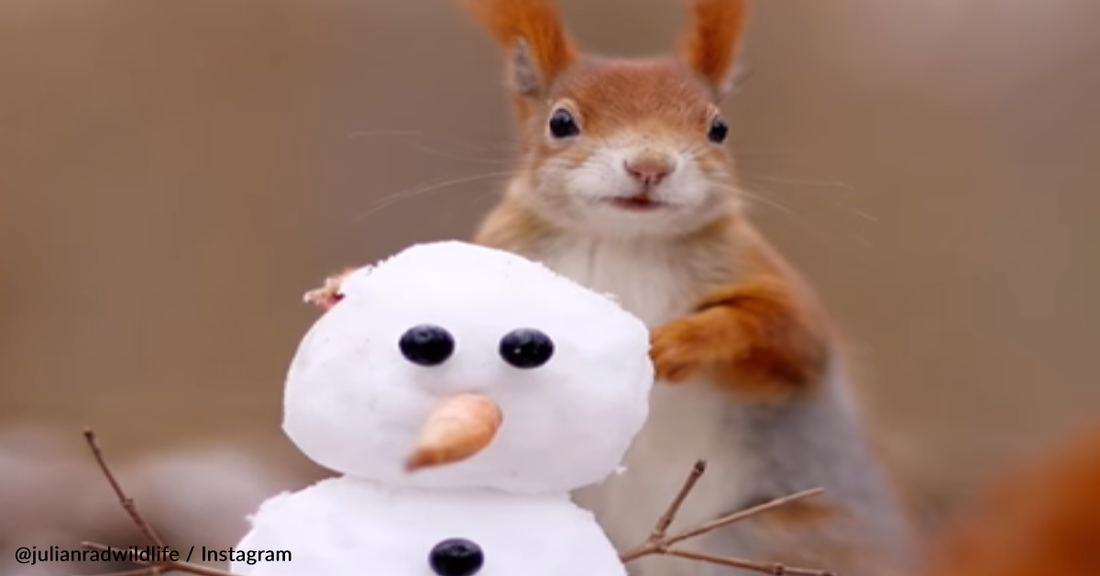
(1, 0, 1098, 573)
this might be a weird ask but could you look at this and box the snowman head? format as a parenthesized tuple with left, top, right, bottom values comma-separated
(282, 241, 654, 494)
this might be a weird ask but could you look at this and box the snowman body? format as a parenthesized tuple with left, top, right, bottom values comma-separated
(233, 477, 627, 576)
(233, 241, 654, 576)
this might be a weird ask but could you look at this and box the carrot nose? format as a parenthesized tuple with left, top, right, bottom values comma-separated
(404, 393, 503, 472)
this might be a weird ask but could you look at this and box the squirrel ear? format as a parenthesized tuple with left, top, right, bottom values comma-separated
(679, 0, 750, 100)
(509, 38, 543, 97)
(459, 0, 578, 97)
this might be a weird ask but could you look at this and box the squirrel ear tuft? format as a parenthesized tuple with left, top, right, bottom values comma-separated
(679, 0, 750, 100)
(459, 0, 578, 97)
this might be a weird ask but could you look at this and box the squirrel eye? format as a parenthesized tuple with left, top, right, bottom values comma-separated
(707, 117, 729, 144)
(548, 109, 580, 139)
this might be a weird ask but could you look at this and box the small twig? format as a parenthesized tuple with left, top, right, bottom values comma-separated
(82, 429, 166, 549)
(666, 487, 827, 547)
(91, 568, 166, 576)
(81, 542, 237, 576)
(619, 460, 836, 576)
(650, 460, 707, 541)
(666, 548, 835, 576)
(79, 429, 239, 576)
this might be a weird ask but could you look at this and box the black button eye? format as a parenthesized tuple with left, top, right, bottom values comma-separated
(548, 108, 580, 138)
(399, 324, 455, 366)
(429, 538, 484, 576)
(707, 117, 728, 143)
(499, 328, 555, 369)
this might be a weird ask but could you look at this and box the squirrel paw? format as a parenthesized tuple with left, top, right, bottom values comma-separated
(650, 315, 725, 383)
(302, 269, 356, 311)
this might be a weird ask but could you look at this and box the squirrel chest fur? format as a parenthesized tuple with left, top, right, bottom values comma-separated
(499, 231, 750, 541)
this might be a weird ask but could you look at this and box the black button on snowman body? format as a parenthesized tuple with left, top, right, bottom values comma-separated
(399, 325, 555, 369)
(429, 538, 484, 576)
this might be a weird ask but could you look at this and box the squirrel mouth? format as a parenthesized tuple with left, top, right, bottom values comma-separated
(607, 195, 666, 212)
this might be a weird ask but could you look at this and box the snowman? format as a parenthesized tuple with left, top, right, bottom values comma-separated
(232, 240, 655, 576)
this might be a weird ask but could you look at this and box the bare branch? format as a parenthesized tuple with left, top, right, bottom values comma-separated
(81, 543, 237, 576)
(82, 428, 166, 549)
(619, 460, 836, 576)
(666, 487, 827, 547)
(667, 548, 836, 576)
(90, 567, 166, 576)
(80, 430, 240, 576)
(651, 459, 706, 541)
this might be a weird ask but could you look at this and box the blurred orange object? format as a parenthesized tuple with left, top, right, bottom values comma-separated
(927, 421, 1100, 576)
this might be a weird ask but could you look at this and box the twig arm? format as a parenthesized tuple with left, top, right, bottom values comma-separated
(665, 487, 826, 547)
(81, 543, 238, 576)
(653, 460, 706, 540)
(666, 548, 836, 576)
(83, 429, 166, 549)
(618, 460, 837, 576)
(620, 459, 708, 561)
(79, 429, 241, 576)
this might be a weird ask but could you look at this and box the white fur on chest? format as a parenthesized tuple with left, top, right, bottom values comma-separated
(541, 237, 693, 327)
(536, 237, 748, 571)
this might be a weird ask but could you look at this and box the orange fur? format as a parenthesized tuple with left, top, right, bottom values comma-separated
(525, 58, 726, 171)
(681, 0, 751, 92)
(651, 273, 829, 402)
(458, 0, 577, 87)
(926, 422, 1100, 576)
(552, 59, 715, 132)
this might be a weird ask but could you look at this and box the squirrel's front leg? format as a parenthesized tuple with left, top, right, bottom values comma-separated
(650, 275, 830, 401)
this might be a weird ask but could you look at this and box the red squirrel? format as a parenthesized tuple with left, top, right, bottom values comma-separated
(925, 422, 1100, 576)
(306, 1, 915, 575)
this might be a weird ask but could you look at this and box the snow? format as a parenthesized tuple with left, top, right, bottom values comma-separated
(233, 476, 629, 576)
(282, 240, 655, 494)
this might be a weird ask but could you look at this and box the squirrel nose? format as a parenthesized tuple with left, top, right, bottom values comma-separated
(624, 154, 675, 186)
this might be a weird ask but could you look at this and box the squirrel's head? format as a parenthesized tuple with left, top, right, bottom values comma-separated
(461, 0, 750, 237)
